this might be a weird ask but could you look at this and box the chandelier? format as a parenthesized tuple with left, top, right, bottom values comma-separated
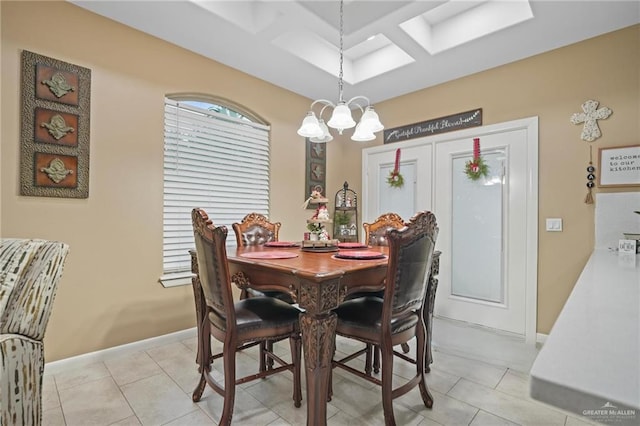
(296, 0, 384, 143)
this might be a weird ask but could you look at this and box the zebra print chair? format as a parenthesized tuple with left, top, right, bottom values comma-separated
(0, 239, 69, 426)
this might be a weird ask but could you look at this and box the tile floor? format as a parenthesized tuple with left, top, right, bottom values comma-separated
(41, 318, 599, 426)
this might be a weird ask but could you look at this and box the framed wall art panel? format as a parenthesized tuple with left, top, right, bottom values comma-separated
(304, 139, 327, 207)
(35, 63, 80, 106)
(34, 153, 78, 188)
(20, 50, 90, 198)
(34, 107, 79, 146)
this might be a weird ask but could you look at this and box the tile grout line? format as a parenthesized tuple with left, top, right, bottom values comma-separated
(467, 408, 480, 425)
(140, 348, 217, 424)
(113, 373, 144, 426)
(495, 367, 509, 389)
(51, 375, 69, 426)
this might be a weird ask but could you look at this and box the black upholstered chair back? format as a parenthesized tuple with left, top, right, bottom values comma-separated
(192, 208, 235, 328)
(384, 211, 438, 319)
(232, 213, 280, 247)
(242, 225, 275, 246)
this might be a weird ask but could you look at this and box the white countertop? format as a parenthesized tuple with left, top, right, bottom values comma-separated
(530, 249, 639, 420)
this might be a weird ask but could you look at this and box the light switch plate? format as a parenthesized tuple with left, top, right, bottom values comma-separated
(546, 218, 563, 232)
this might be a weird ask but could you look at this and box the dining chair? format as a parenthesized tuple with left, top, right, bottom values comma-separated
(332, 211, 439, 425)
(363, 212, 405, 247)
(355, 212, 410, 374)
(232, 212, 280, 247)
(191, 208, 302, 425)
(360, 214, 442, 374)
(231, 213, 295, 303)
(361, 214, 441, 373)
(231, 212, 299, 371)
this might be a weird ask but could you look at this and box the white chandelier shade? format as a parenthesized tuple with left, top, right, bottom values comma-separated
(296, 0, 384, 143)
(326, 102, 356, 130)
(297, 97, 384, 142)
(313, 119, 333, 143)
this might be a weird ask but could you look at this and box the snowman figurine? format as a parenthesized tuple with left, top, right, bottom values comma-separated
(316, 205, 330, 221)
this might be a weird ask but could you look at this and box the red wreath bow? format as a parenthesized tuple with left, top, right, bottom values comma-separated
(465, 138, 489, 181)
(387, 149, 404, 187)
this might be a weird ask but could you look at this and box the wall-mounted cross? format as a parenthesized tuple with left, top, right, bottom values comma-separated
(570, 99, 612, 142)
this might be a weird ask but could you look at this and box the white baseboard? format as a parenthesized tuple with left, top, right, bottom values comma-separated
(45, 327, 197, 375)
(536, 333, 548, 344)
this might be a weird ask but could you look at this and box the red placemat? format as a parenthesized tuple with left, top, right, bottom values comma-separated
(240, 251, 299, 259)
(264, 241, 299, 247)
(301, 246, 339, 253)
(333, 251, 387, 260)
(337, 242, 368, 249)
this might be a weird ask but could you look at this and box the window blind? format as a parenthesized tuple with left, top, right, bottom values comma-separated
(163, 99, 270, 278)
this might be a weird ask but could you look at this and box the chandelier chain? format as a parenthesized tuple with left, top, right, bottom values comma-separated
(338, 0, 344, 102)
(296, 0, 383, 141)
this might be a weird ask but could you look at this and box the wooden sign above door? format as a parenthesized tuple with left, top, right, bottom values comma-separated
(383, 108, 482, 144)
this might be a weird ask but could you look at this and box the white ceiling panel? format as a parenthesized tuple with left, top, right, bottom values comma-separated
(70, 0, 640, 104)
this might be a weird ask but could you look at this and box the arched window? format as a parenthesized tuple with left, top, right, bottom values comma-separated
(160, 94, 270, 287)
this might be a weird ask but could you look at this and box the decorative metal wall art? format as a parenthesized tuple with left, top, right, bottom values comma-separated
(20, 50, 91, 198)
(304, 139, 327, 209)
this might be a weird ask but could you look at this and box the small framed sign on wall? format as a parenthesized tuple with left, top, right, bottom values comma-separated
(598, 144, 640, 187)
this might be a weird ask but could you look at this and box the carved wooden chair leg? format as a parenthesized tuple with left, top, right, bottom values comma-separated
(220, 337, 239, 426)
(416, 319, 434, 409)
(365, 343, 373, 375)
(259, 341, 267, 373)
(380, 343, 396, 426)
(192, 374, 207, 402)
(266, 340, 275, 370)
(373, 342, 411, 374)
(425, 312, 434, 373)
(192, 318, 211, 402)
(373, 346, 380, 374)
(290, 333, 302, 407)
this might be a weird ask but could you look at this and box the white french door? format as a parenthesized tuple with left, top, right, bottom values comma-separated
(362, 143, 433, 223)
(363, 117, 538, 342)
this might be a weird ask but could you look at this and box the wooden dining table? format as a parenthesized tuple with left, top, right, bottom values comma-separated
(189, 244, 440, 426)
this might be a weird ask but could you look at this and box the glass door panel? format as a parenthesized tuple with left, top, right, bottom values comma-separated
(378, 161, 416, 221)
(451, 150, 505, 303)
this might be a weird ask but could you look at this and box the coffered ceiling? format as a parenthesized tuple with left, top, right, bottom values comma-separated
(70, 0, 639, 104)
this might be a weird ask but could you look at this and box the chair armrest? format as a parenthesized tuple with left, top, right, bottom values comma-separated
(0, 239, 69, 340)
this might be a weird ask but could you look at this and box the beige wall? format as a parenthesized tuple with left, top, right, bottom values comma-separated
(1, 2, 638, 361)
(0, 1, 340, 361)
(350, 25, 640, 334)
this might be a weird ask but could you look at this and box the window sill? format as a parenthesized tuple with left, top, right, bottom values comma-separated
(159, 271, 194, 288)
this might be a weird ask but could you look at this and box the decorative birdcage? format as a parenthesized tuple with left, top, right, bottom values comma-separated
(334, 182, 358, 242)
